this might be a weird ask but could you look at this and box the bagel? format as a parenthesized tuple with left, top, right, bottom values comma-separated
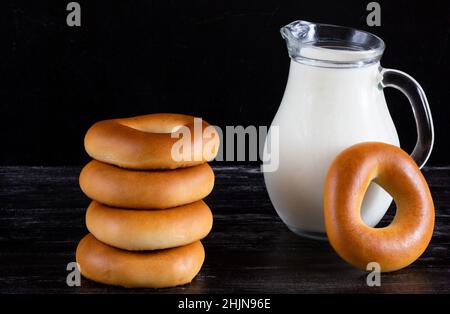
(324, 142, 434, 272)
(76, 234, 205, 288)
(84, 113, 220, 170)
(79, 160, 214, 209)
(86, 200, 213, 251)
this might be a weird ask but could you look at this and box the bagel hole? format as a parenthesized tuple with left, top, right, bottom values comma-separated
(360, 183, 396, 228)
(374, 202, 396, 228)
(121, 122, 184, 134)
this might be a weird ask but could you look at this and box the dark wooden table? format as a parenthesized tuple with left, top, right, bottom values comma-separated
(0, 165, 449, 294)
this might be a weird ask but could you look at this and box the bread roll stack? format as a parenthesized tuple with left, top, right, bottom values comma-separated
(76, 114, 219, 288)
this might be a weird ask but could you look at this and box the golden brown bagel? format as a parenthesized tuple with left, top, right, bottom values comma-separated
(84, 113, 220, 169)
(324, 142, 434, 272)
(79, 160, 214, 209)
(76, 234, 205, 288)
(86, 200, 213, 251)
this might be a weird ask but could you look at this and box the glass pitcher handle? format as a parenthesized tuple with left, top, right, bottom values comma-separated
(380, 68, 434, 169)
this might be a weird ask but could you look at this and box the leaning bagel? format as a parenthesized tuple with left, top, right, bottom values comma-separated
(79, 160, 214, 209)
(76, 234, 205, 288)
(324, 142, 434, 272)
(84, 113, 220, 170)
(86, 200, 213, 251)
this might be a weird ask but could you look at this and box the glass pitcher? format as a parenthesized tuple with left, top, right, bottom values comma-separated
(263, 20, 434, 240)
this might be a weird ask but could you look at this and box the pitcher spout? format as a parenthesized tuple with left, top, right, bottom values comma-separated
(280, 20, 315, 61)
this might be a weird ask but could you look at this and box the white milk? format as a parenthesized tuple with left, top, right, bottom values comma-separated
(263, 56, 399, 238)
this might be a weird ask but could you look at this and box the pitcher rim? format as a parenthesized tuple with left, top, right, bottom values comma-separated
(281, 20, 385, 68)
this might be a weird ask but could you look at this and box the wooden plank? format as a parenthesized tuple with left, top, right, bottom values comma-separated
(0, 165, 449, 293)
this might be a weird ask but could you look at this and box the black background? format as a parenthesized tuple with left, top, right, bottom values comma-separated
(1, 0, 449, 166)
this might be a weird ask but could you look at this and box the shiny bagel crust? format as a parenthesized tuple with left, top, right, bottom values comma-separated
(84, 113, 220, 169)
(76, 234, 205, 288)
(79, 160, 215, 209)
(86, 200, 213, 251)
(324, 142, 434, 272)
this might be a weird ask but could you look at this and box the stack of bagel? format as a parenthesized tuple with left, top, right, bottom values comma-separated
(76, 114, 220, 288)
